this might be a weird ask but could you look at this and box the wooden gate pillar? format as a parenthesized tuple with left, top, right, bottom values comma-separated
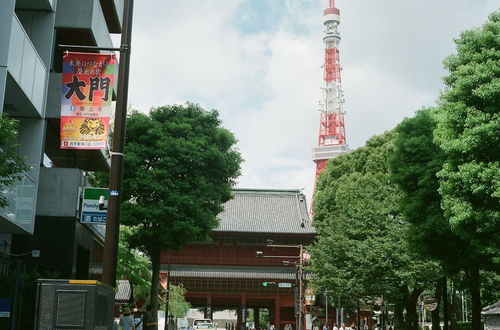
(240, 294, 247, 330)
(274, 295, 281, 329)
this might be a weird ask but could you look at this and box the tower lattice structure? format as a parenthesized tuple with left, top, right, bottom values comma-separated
(312, 0, 348, 186)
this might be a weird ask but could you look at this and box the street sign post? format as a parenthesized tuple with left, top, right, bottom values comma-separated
(81, 187, 108, 224)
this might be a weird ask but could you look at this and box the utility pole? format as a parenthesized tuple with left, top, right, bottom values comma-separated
(325, 291, 329, 327)
(101, 0, 134, 287)
(256, 243, 305, 330)
(164, 254, 171, 330)
(298, 244, 303, 330)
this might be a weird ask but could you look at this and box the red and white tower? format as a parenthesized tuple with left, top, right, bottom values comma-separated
(312, 0, 348, 186)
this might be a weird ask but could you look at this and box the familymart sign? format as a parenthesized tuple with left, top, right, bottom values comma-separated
(81, 187, 108, 224)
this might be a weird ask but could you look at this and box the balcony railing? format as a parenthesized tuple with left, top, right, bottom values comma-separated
(7, 14, 47, 116)
(0, 175, 36, 234)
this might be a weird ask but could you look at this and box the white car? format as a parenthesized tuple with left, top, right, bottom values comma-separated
(193, 319, 213, 327)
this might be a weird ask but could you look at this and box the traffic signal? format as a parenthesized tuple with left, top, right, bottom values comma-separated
(262, 282, 278, 287)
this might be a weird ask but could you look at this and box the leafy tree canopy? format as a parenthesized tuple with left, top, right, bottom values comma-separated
(389, 108, 468, 272)
(311, 132, 437, 317)
(0, 115, 29, 207)
(159, 284, 191, 318)
(117, 225, 151, 303)
(121, 103, 242, 254)
(434, 11, 500, 269)
(120, 103, 242, 313)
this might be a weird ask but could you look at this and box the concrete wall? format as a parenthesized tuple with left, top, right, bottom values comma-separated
(16, 9, 56, 68)
(36, 167, 85, 218)
(55, 0, 113, 47)
(0, 0, 15, 113)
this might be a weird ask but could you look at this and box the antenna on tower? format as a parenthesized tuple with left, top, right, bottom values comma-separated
(329, 0, 335, 8)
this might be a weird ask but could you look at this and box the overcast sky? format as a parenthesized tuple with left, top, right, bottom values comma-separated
(124, 0, 498, 205)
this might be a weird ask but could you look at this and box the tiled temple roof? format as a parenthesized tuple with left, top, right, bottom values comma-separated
(215, 189, 315, 234)
(483, 301, 500, 315)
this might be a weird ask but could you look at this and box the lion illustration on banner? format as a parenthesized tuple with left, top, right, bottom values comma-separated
(79, 118, 105, 135)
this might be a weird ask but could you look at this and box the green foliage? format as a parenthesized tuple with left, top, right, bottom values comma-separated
(389, 108, 467, 272)
(121, 103, 242, 254)
(159, 284, 191, 318)
(434, 11, 500, 269)
(311, 132, 438, 309)
(456, 322, 474, 330)
(120, 103, 242, 313)
(117, 226, 152, 302)
(0, 115, 30, 207)
(87, 171, 109, 188)
(480, 271, 500, 306)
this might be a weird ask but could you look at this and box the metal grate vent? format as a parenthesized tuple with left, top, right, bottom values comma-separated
(56, 291, 86, 327)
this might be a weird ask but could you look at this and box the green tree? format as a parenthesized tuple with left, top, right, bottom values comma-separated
(159, 284, 191, 319)
(390, 108, 466, 268)
(390, 108, 468, 329)
(311, 132, 438, 330)
(117, 225, 152, 303)
(121, 103, 242, 316)
(0, 115, 29, 207)
(434, 11, 500, 330)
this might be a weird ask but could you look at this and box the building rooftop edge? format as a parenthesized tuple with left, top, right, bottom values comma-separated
(233, 188, 303, 194)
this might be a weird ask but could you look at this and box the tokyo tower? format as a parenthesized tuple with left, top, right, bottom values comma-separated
(312, 0, 349, 187)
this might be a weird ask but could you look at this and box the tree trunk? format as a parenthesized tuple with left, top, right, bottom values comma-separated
(469, 266, 481, 330)
(442, 278, 449, 330)
(150, 248, 161, 328)
(393, 302, 404, 330)
(449, 284, 457, 330)
(432, 280, 442, 330)
(357, 305, 361, 330)
(405, 288, 422, 330)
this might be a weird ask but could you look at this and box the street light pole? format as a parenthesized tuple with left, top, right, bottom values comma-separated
(101, 0, 134, 287)
(325, 290, 329, 328)
(256, 243, 305, 330)
(298, 244, 303, 330)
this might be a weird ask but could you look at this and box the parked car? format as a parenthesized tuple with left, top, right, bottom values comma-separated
(195, 323, 215, 329)
(193, 319, 213, 327)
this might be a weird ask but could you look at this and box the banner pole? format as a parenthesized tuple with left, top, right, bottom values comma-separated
(101, 0, 134, 287)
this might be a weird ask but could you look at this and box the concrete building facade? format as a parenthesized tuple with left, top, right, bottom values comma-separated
(0, 0, 123, 279)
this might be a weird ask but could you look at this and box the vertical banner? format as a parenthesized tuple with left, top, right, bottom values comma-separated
(60, 52, 116, 149)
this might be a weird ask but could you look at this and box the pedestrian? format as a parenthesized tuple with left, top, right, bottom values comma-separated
(323, 323, 329, 330)
(350, 323, 356, 330)
(143, 304, 158, 330)
(339, 323, 346, 330)
(120, 307, 135, 330)
(134, 309, 144, 330)
(333, 324, 339, 330)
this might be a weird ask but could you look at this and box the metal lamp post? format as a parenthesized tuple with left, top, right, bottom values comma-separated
(101, 0, 134, 287)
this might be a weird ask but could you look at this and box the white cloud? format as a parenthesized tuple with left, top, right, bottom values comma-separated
(126, 0, 498, 205)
